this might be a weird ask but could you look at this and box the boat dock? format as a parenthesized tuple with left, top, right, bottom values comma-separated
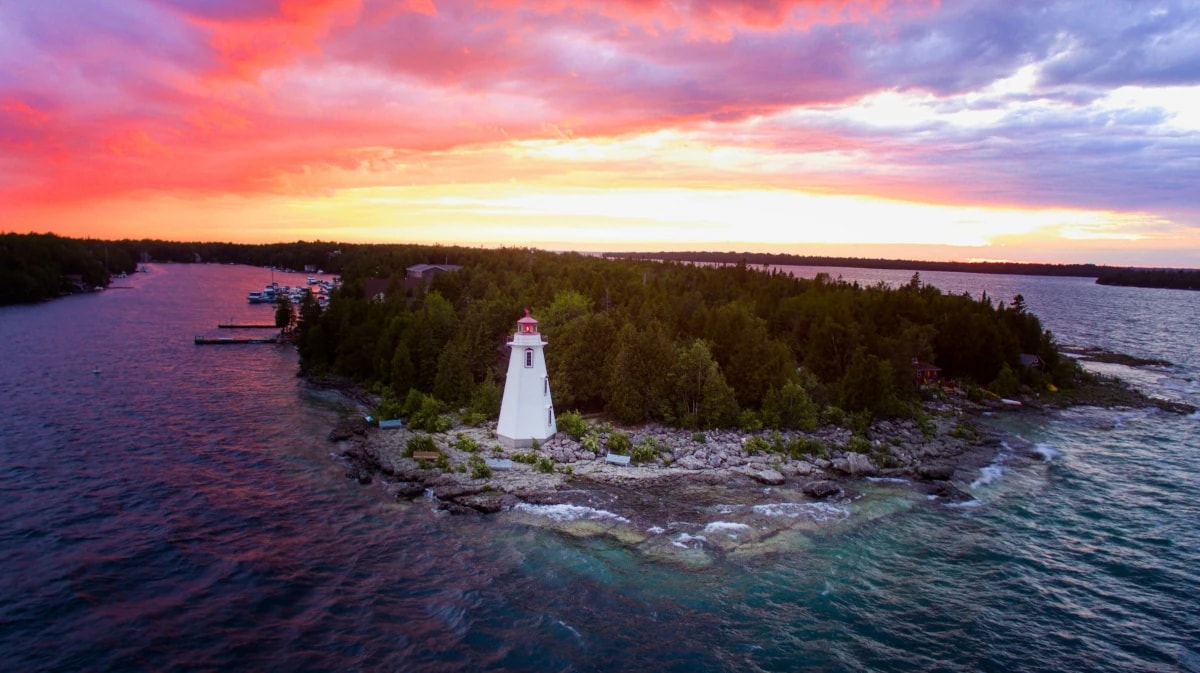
(194, 336, 280, 345)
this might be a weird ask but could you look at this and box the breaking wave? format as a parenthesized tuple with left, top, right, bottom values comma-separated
(752, 502, 850, 522)
(512, 503, 630, 524)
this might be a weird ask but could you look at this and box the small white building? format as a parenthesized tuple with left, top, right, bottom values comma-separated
(497, 309, 556, 448)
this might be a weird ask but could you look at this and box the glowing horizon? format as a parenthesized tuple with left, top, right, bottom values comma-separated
(2, 1, 1198, 267)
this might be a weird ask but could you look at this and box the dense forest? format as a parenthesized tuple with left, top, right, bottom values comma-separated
(0, 233, 121, 304)
(606, 250, 1105, 278)
(1096, 267, 1200, 291)
(295, 246, 1075, 430)
(0, 233, 349, 304)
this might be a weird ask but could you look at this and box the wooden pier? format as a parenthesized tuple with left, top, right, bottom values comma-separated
(194, 336, 280, 345)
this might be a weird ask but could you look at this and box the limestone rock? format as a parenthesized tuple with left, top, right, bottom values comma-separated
(802, 480, 842, 499)
(832, 452, 877, 476)
(747, 468, 785, 485)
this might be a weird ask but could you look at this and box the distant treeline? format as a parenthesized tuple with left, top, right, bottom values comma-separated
(1095, 268, 1200, 291)
(604, 250, 1106, 278)
(295, 245, 1075, 429)
(0, 233, 117, 304)
(0, 233, 354, 304)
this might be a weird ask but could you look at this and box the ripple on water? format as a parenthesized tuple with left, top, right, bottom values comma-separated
(3, 264, 1200, 672)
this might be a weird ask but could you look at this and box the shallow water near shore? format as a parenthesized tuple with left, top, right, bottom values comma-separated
(2, 263, 1198, 671)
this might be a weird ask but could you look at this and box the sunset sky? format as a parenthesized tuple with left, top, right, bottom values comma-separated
(3, 0, 1198, 266)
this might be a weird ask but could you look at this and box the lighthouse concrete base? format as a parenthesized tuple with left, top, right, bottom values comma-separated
(497, 432, 557, 449)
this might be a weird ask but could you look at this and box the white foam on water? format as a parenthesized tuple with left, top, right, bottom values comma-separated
(513, 503, 630, 524)
(946, 498, 985, 509)
(971, 464, 1005, 489)
(1033, 443, 1061, 462)
(866, 476, 910, 484)
(751, 502, 850, 522)
(646, 526, 665, 535)
(556, 618, 583, 642)
(672, 533, 707, 549)
(703, 521, 752, 534)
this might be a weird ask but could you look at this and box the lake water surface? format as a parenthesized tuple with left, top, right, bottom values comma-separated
(1, 263, 1197, 671)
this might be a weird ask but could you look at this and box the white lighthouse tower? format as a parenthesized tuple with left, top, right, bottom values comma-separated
(497, 308, 556, 448)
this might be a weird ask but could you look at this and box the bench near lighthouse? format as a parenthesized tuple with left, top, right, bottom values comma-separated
(497, 309, 557, 448)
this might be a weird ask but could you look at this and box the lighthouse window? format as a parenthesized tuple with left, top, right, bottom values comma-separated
(547, 407, 554, 426)
(524, 349, 533, 368)
(543, 377, 549, 396)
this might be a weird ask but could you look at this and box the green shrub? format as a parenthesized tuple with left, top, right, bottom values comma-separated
(819, 406, 846, 427)
(405, 434, 437, 457)
(950, 422, 978, 441)
(511, 451, 538, 464)
(787, 436, 827, 459)
(846, 435, 872, 454)
(744, 436, 770, 455)
(991, 363, 1020, 398)
(580, 432, 601, 453)
(691, 432, 707, 444)
(557, 410, 590, 440)
(849, 410, 873, 436)
(468, 377, 502, 420)
(631, 439, 659, 464)
(534, 456, 555, 474)
(407, 393, 452, 432)
(770, 430, 786, 454)
(453, 433, 479, 453)
(607, 431, 632, 456)
(401, 389, 428, 416)
(916, 413, 936, 439)
(468, 454, 492, 479)
(374, 389, 406, 421)
(739, 409, 763, 433)
(460, 411, 487, 427)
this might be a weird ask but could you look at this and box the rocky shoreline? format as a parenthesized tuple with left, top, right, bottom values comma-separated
(312, 349, 1196, 557)
(329, 391, 1029, 529)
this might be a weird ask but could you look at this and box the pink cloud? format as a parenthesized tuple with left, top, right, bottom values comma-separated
(2, 0, 1195, 235)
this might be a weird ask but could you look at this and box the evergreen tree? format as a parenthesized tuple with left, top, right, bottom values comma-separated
(274, 296, 295, 331)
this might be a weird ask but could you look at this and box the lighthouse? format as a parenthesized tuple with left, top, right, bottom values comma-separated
(497, 308, 556, 448)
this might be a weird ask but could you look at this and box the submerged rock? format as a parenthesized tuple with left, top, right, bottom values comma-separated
(451, 492, 519, 514)
(394, 482, 426, 500)
(802, 480, 842, 499)
(328, 415, 368, 442)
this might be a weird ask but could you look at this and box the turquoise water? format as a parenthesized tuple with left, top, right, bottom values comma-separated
(1, 264, 1197, 671)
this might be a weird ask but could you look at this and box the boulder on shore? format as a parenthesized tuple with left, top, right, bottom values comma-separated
(802, 480, 842, 499)
(832, 453, 877, 477)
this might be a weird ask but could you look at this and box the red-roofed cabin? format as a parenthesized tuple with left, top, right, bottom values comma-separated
(912, 359, 942, 385)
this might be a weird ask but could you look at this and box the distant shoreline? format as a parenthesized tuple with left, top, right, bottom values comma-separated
(603, 250, 1200, 291)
